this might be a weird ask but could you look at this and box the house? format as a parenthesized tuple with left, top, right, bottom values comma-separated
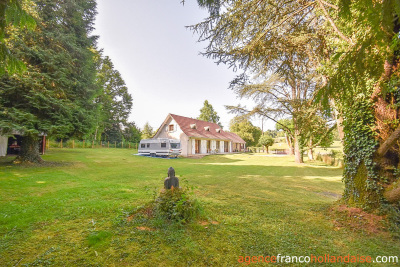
(153, 114, 246, 157)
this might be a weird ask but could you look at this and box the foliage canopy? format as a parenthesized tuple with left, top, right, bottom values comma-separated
(192, 0, 400, 230)
(0, 0, 98, 162)
(197, 100, 222, 127)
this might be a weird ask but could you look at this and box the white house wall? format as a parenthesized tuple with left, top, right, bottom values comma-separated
(191, 139, 196, 155)
(220, 141, 224, 153)
(153, 117, 189, 156)
(155, 117, 182, 140)
(0, 135, 7, 157)
(187, 138, 238, 154)
(200, 140, 206, 154)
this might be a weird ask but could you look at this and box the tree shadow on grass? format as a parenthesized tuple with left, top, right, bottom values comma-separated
(192, 164, 342, 178)
(0, 155, 71, 168)
(0, 155, 16, 163)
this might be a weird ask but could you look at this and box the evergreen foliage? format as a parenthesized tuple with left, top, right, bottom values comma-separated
(192, 0, 400, 230)
(197, 100, 222, 127)
(0, 0, 98, 162)
(318, 0, 400, 232)
(0, 0, 36, 75)
(123, 122, 141, 144)
(141, 122, 154, 140)
(94, 54, 133, 142)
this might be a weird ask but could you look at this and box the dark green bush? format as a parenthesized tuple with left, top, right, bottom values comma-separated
(154, 187, 202, 224)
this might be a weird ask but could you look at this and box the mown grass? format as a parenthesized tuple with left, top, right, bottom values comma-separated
(0, 149, 398, 266)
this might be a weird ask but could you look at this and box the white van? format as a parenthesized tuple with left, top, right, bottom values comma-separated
(138, 138, 181, 157)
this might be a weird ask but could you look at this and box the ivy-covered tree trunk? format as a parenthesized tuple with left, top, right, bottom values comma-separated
(342, 64, 400, 235)
(342, 10, 400, 231)
(372, 60, 400, 206)
(342, 97, 380, 208)
(343, 91, 400, 224)
(16, 134, 43, 163)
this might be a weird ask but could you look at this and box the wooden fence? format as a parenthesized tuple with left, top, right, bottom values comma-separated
(46, 140, 139, 150)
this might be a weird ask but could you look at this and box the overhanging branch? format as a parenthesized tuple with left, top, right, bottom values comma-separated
(317, 0, 354, 45)
(376, 124, 400, 157)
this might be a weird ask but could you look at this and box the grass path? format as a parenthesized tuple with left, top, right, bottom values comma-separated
(0, 149, 398, 266)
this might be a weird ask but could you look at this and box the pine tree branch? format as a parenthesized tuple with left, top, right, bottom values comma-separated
(317, 0, 353, 45)
(319, 0, 338, 10)
(250, 2, 316, 48)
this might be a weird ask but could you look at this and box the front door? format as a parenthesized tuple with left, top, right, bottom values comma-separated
(195, 140, 200, 154)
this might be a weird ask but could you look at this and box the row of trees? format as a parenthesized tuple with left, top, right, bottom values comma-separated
(195, 98, 334, 154)
(192, 1, 400, 228)
(196, 100, 299, 152)
(0, 0, 140, 162)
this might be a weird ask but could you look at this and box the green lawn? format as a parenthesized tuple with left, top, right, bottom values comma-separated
(0, 149, 398, 266)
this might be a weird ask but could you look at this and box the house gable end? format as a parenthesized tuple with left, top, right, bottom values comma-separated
(153, 115, 185, 140)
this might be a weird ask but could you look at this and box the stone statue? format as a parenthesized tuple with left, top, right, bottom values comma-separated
(164, 167, 179, 189)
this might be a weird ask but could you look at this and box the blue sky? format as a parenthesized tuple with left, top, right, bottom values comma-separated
(93, 0, 274, 131)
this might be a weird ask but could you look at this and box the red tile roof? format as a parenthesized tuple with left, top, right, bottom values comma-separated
(169, 114, 246, 144)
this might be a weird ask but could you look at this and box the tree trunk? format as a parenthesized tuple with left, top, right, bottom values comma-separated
(294, 138, 303, 163)
(308, 149, 314, 161)
(344, 56, 399, 209)
(16, 134, 43, 163)
(293, 116, 303, 163)
(330, 94, 345, 143)
(307, 139, 314, 160)
(284, 133, 294, 155)
(294, 131, 303, 163)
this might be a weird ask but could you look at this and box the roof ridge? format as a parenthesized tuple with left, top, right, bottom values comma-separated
(170, 114, 222, 129)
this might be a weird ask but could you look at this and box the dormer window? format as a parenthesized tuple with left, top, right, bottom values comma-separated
(204, 126, 210, 131)
(216, 128, 221, 133)
(168, 124, 174, 132)
(190, 124, 196, 129)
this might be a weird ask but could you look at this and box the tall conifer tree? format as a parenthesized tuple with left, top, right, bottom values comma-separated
(0, 0, 98, 162)
(94, 55, 133, 142)
(197, 100, 222, 127)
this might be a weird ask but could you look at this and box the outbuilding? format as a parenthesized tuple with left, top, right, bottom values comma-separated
(0, 131, 46, 157)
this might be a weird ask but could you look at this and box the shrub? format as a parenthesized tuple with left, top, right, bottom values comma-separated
(154, 187, 202, 224)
